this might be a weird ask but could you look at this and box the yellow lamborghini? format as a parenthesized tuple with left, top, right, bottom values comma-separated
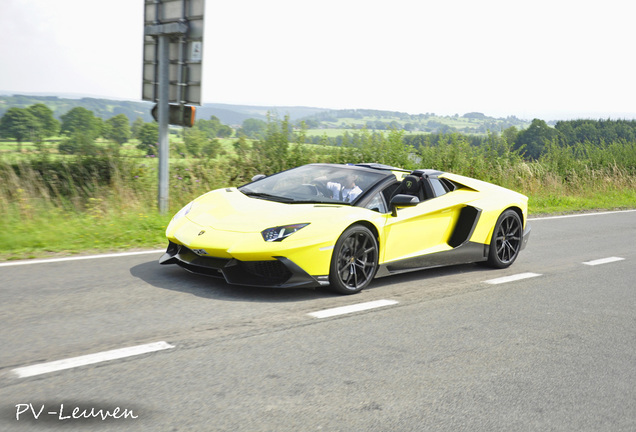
(160, 163, 531, 294)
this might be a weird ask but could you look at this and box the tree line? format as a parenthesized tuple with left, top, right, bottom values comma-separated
(403, 118, 636, 160)
(2, 103, 636, 168)
(0, 104, 234, 157)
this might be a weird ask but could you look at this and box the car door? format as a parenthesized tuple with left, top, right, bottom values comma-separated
(380, 180, 471, 267)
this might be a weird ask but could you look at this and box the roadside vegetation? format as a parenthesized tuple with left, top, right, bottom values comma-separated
(1, 101, 635, 260)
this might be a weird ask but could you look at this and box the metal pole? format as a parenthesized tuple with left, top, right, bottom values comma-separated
(157, 34, 170, 214)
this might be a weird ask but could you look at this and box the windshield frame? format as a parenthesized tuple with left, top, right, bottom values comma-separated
(238, 164, 397, 205)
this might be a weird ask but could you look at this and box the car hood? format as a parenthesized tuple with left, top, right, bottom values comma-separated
(185, 188, 348, 233)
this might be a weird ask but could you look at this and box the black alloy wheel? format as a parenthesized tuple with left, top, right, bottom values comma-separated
(487, 209, 522, 268)
(329, 225, 379, 294)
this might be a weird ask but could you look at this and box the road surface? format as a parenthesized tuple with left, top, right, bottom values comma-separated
(1, 210, 634, 431)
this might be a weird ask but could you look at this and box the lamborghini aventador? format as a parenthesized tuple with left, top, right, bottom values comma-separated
(160, 163, 531, 294)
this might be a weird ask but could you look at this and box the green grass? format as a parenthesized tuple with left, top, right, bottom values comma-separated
(528, 188, 636, 216)
(0, 205, 172, 260)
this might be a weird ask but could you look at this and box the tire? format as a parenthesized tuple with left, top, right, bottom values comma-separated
(328, 225, 379, 294)
(487, 209, 523, 268)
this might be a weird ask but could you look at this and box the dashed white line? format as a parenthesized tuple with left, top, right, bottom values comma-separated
(484, 272, 542, 285)
(583, 257, 625, 266)
(309, 299, 398, 318)
(11, 341, 175, 378)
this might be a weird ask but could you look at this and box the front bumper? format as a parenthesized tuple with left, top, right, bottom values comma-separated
(521, 223, 531, 250)
(159, 242, 328, 288)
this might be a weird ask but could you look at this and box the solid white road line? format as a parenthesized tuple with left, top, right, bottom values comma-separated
(0, 250, 164, 268)
(583, 257, 625, 266)
(309, 299, 398, 319)
(484, 272, 542, 285)
(11, 341, 175, 378)
(529, 209, 636, 221)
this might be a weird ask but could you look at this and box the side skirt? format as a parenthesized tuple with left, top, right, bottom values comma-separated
(375, 241, 488, 278)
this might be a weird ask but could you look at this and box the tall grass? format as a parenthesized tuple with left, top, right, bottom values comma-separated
(415, 133, 636, 214)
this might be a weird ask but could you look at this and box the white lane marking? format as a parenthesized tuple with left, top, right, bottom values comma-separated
(309, 299, 398, 319)
(484, 272, 542, 285)
(11, 341, 174, 378)
(0, 250, 164, 268)
(583, 257, 625, 266)
(529, 209, 636, 221)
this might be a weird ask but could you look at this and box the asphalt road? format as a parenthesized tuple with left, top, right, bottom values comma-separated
(1, 210, 635, 431)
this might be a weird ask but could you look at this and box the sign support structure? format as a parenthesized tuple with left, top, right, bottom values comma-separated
(157, 34, 170, 213)
(142, 0, 205, 213)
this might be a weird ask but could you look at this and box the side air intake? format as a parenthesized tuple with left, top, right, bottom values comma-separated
(448, 206, 481, 248)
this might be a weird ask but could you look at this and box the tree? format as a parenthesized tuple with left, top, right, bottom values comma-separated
(502, 126, 519, 148)
(196, 115, 220, 138)
(0, 107, 38, 152)
(131, 117, 145, 139)
(27, 103, 60, 146)
(514, 119, 558, 159)
(60, 107, 101, 139)
(105, 114, 131, 145)
(183, 128, 207, 157)
(194, 115, 233, 139)
(201, 139, 223, 158)
(136, 122, 159, 155)
(239, 118, 267, 139)
(216, 124, 233, 138)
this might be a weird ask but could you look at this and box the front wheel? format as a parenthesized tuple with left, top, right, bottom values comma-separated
(328, 225, 378, 294)
(487, 209, 522, 268)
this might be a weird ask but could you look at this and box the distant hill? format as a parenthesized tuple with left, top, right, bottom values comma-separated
(0, 93, 529, 134)
(298, 109, 530, 135)
(0, 94, 329, 126)
(196, 103, 331, 125)
(0, 94, 155, 123)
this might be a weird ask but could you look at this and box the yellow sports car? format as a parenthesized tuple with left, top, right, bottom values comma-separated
(160, 163, 530, 294)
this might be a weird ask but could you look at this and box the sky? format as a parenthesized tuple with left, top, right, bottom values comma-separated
(1, 0, 635, 120)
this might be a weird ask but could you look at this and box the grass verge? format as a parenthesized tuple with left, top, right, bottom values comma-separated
(0, 205, 172, 260)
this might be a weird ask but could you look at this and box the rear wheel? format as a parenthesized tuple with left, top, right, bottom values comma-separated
(328, 225, 378, 294)
(487, 209, 522, 268)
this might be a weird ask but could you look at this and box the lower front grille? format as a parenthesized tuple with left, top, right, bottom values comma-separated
(179, 261, 225, 278)
(239, 260, 292, 281)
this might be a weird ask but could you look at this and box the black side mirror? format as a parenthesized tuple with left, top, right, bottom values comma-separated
(390, 194, 419, 217)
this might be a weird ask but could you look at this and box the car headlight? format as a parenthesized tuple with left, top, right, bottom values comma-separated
(261, 223, 309, 242)
(172, 201, 194, 223)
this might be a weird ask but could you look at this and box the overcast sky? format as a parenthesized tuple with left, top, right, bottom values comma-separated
(1, 0, 634, 120)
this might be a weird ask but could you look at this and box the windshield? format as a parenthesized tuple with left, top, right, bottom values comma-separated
(239, 164, 391, 204)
